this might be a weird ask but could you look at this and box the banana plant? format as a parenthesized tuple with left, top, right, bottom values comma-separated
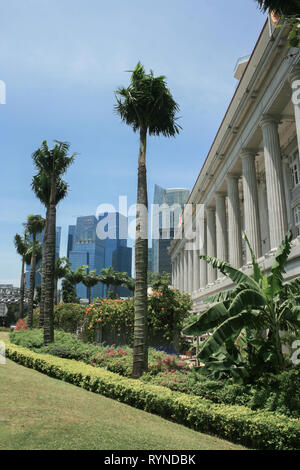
(183, 230, 300, 381)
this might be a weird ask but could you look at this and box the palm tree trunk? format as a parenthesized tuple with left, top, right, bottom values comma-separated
(54, 279, 59, 305)
(132, 127, 148, 379)
(39, 208, 49, 328)
(19, 258, 25, 319)
(27, 253, 36, 328)
(43, 177, 56, 345)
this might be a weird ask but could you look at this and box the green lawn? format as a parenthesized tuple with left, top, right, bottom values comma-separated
(0, 332, 245, 450)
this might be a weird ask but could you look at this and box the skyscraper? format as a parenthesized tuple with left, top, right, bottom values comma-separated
(68, 216, 105, 299)
(152, 185, 189, 277)
(67, 212, 132, 299)
(25, 226, 62, 289)
(97, 212, 132, 297)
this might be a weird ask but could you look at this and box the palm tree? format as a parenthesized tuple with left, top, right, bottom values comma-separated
(54, 257, 71, 304)
(255, 0, 300, 15)
(32, 141, 76, 344)
(82, 269, 100, 303)
(122, 273, 135, 296)
(31, 171, 68, 326)
(99, 266, 118, 298)
(24, 215, 45, 328)
(115, 62, 181, 378)
(183, 231, 300, 381)
(62, 265, 88, 303)
(14, 232, 31, 318)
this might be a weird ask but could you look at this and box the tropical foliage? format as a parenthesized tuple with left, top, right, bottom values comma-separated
(115, 62, 181, 378)
(255, 0, 300, 47)
(183, 231, 300, 383)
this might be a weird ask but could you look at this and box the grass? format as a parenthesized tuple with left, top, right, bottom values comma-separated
(0, 332, 246, 450)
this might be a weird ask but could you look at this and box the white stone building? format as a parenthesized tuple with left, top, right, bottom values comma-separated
(170, 17, 300, 313)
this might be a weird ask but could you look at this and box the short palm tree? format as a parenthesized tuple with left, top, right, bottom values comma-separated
(62, 265, 88, 303)
(115, 62, 181, 378)
(82, 269, 101, 303)
(14, 231, 31, 318)
(32, 141, 76, 344)
(24, 214, 45, 328)
(99, 266, 118, 298)
(122, 274, 135, 296)
(54, 257, 71, 304)
(32, 171, 68, 326)
(183, 231, 300, 381)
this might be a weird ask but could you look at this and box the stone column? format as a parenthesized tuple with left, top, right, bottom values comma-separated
(173, 257, 177, 288)
(227, 174, 243, 268)
(260, 115, 288, 250)
(188, 250, 194, 294)
(206, 207, 217, 283)
(178, 251, 182, 291)
(183, 248, 189, 292)
(172, 259, 175, 287)
(282, 156, 294, 232)
(215, 192, 228, 268)
(193, 245, 200, 293)
(241, 150, 262, 261)
(289, 65, 300, 157)
(199, 215, 207, 288)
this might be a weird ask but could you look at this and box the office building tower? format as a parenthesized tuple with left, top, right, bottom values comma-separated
(68, 216, 105, 299)
(152, 185, 189, 277)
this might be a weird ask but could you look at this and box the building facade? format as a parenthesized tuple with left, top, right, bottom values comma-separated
(170, 17, 300, 313)
(152, 185, 189, 277)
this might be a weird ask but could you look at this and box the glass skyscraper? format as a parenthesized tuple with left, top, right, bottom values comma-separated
(68, 216, 105, 299)
(152, 185, 189, 277)
(97, 212, 132, 297)
(67, 212, 132, 299)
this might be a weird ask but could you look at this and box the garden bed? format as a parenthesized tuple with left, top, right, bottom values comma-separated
(4, 338, 300, 450)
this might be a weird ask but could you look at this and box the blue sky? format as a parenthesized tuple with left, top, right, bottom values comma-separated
(0, 0, 267, 285)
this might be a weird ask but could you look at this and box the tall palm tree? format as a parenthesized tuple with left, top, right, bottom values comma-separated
(32, 141, 76, 344)
(31, 171, 68, 326)
(115, 62, 181, 378)
(82, 269, 100, 304)
(14, 232, 31, 318)
(54, 257, 71, 304)
(24, 215, 45, 328)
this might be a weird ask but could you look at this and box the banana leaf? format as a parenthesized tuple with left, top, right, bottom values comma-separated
(182, 302, 230, 336)
(199, 254, 260, 291)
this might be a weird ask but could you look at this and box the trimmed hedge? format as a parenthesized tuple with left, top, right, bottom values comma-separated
(4, 341, 300, 450)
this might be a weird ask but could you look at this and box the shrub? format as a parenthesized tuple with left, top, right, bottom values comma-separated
(54, 303, 85, 333)
(83, 287, 192, 349)
(4, 340, 300, 450)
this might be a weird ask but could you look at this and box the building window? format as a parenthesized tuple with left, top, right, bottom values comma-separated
(294, 205, 300, 236)
(290, 151, 300, 188)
